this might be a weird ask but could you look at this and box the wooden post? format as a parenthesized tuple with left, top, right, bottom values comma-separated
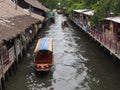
(0, 53, 4, 86)
(0, 56, 5, 90)
(29, 5, 31, 16)
(104, 36, 106, 45)
(109, 39, 111, 49)
(115, 41, 117, 54)
(1, 77, 5, 90)
(15, 0, 18, 10)
(0, 81, 2, 90)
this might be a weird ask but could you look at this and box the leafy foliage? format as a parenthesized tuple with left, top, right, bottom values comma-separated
(38, 0, 59, 9)
(38, 0, 120, 28)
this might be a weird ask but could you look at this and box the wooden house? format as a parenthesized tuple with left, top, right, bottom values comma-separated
(105, 16, 120, 43)
(24, 0, 49, 17)
(0, 0, 45, 89)
(81, 10, 94, 32)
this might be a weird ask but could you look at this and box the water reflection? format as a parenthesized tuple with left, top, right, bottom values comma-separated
(26, 71, 53, 90)
(43, 14, 89, 90)
(24, 14, 89, 90)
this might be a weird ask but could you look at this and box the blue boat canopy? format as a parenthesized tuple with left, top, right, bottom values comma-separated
(34, 37, 52, 53)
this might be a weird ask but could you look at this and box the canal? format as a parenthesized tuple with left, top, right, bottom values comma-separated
(6, 14, 120, 90)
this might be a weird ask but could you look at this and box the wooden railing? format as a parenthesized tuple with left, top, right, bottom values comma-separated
(71, 17, 120, 57)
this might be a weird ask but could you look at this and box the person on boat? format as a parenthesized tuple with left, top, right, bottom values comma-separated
(61, 20, 69, 28)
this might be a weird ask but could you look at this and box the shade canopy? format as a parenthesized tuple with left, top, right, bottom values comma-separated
(34, 38, 53, 53)
(105, 16, 120, 24)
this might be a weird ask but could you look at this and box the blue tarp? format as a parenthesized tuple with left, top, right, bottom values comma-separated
(47, 13, 52, 19)
(39, 38, 50, 51)
(85, 24, 88, 32)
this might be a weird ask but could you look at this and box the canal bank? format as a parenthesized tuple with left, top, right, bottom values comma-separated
(69, 9, 120, 61)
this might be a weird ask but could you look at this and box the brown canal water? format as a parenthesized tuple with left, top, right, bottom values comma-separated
(6, 14, 120, 90)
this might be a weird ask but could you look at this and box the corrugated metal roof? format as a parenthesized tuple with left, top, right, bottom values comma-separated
(73, 9, 88, 13)
(73, 9, 94, 16)
(82, 10, 94, 16)
(24, 0, 49, 12)
(105, 16, 120, 24)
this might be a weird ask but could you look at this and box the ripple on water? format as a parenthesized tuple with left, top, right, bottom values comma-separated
(52, 64, 90, 90)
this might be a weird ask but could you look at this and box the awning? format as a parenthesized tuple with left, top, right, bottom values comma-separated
(73, 9, 88, 13)
(82, 10, 94, 16)
(105, 16, 120, 24)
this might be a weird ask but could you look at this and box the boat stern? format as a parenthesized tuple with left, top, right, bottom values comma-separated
(35, 64, 50, 71)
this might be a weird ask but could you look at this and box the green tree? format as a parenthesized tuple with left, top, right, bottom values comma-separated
(38, 0, 120, 28)
(91, 0, 114, 28)
(110, 0, 120, 15)
(38, 0, 59, 9)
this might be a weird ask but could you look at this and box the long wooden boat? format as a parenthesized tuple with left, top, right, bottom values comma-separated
(34, 37, 53, 71)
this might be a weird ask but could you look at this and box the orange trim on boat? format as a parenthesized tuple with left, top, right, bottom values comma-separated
(34, 39, 42, 53)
